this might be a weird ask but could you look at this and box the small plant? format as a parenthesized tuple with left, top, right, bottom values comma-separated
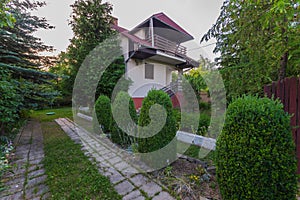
(93, 95, 112, 133)
(195, 165, 206, 176)
(164, 166, 173, 177)
(189, 174, 200, 184)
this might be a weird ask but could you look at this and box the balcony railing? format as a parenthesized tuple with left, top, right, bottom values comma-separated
(146, 34, 187, 56)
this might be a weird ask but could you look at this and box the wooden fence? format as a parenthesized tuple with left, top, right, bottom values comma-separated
(264, 76, 300, 174)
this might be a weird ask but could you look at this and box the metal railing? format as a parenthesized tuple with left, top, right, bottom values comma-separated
(146, 34, 187, 56)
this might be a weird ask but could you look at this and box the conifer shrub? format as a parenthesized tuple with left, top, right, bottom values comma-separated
(93, 95, 112, 133)
(138, 90, 177, 167)
(216, 95, 297, 200)
(111, 91, 138, 147)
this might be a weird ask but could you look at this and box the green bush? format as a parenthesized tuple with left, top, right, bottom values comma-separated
(93, 95, 112, 133)
(216, 95, 297, 200)
(0, 76, 22, 135)
(177, 112, 210, 135)
(138, 90, 177, 167)
(111, 92, 138, 147)
(199, 102, 210, 110)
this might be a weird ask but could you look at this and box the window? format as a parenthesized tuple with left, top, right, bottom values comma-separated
(145, 63, 154, 79)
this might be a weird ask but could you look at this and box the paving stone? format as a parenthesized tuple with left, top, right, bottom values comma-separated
(140, 182, 162, 197)
(132, 196, 145, 200)
(3, 176, 25, 187)
(95, 155, 105, 162)
(0, 192, 23, 200)
(27, 175, 47, 188)
(114, 161, 131, 171)
(114, 180, 135, 196)
(26, 184, 49, 199)
(28, 164, 43, 172)
(29, 158, 43, 165)
(102, 152, 117, 160)
(109, 173, 126, 184)
(152, 192, 175, 200)
(28, 169, 46, 179)
(108, 156, 122, 165)
(130, 174, 150, 187)
(122, 190, 142, 200)
(122, 167, 139, 177)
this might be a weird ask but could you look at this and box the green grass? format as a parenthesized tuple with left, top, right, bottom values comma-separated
(30, 107, 73, 122)
(31, 108, 121, 199)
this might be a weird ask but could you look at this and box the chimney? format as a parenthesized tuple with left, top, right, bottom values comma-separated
(112, 17, 118, 26)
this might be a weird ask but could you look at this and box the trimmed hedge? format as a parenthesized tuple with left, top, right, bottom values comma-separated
(111, 91, 138, 147)
(216, 95, 297, 200)
(93, 95, 112, 133)
(138, 90, 177, 167)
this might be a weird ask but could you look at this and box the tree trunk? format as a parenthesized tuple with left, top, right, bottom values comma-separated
(279, 51, 288, 80)
(278, 16, 288, 80)
(0, 122, 5, 136)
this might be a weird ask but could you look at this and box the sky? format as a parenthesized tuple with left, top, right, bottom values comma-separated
(33, 0, 223, 61)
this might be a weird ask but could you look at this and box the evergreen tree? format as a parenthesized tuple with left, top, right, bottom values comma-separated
(0, 0, 59, 134)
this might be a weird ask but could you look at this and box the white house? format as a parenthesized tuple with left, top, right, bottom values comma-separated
(112, 12, 198, 108)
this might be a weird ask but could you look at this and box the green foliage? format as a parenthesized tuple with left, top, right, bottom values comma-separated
(61, 0, 130, 105)
(0, 135, 13, 191)
(202, 1, 300, 99)
(111, 91, 138, 147)
(42, 121, 121, 199)
(179, 112, 210, 136)
(216, 95, 297, 200)
(93, 95, 112, 133)
(0, 0, 59, 133)
(0, 70, 22, 134)
(182, 59, 210, 104)
(138, 90, 177, 166)
(0, 0, 15, 28)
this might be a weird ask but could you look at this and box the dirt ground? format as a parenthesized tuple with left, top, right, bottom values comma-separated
(150, 158, 221, 200)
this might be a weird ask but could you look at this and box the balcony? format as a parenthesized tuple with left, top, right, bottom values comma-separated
(146, 34, 187, 56)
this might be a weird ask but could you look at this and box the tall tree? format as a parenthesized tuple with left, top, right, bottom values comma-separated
(0, 0, 59, 134)
(202, 0, 300, 99)
(62, 0, 129, 105)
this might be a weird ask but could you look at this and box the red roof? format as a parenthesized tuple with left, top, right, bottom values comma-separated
(152, 12, 192, 37)
(111, 24, 152, 47)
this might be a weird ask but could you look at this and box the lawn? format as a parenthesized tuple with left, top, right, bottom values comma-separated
(31, 107, 121, 199)
(30, 107, 73, 122)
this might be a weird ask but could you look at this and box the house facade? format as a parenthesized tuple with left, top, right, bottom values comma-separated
(112, 13, 198, 108)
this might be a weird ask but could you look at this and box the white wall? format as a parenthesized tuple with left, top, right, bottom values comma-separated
(133, 29, 146, 40)
(120, 36, 129, 61)
(118, 34, 176, 98)
(127, 60, 175, 98)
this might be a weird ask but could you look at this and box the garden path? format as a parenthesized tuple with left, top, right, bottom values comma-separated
(55, 118, 175, 200)
(0, 120, 50, 199)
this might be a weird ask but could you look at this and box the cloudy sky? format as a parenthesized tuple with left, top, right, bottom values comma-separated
(33, 0, 223, 61)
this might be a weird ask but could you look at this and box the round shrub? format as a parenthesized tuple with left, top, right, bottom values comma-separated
(138, 90, 177, 167)
(111, 91, 138, 147)
(216, 95, 297, 200)
(93, 95, 112, 133)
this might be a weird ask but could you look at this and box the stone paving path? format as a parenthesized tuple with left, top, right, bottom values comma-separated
(55, 118, 175, 200)
(0, 120, 50, 200)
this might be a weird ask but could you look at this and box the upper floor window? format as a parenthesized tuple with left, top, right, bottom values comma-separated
(145, 63, 154, 79)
